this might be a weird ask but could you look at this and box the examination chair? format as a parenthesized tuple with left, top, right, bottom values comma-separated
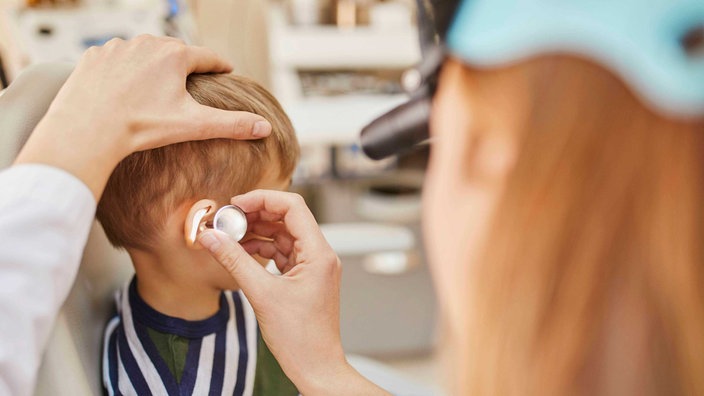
(0, 63, 435, 396)
(0, 62, 134, 395)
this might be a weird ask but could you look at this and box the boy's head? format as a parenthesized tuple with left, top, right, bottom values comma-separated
(97, 74, 299, 258)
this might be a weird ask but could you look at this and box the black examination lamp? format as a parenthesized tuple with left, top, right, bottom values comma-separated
(359, 0, 461, 160)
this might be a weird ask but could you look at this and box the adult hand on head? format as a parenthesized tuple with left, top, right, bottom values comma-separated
(14, 35, 272, 200)
(198, 190, 389, 396)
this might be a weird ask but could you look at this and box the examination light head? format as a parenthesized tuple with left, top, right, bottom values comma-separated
(360, 0, 704, 160)
(360, 0, 458, 160)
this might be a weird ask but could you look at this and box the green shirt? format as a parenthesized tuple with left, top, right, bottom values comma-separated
(147, 327, 298, 395)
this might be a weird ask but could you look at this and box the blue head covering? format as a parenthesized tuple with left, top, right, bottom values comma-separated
(446, 0, 704, 118)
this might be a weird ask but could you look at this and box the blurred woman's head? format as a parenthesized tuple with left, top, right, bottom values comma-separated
(425, 56, 704, 395)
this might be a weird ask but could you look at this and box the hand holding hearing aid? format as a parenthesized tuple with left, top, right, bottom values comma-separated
(196, 190, 372, 395)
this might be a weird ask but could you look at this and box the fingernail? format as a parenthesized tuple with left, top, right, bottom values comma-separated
(253, 120, 271, 137)
(199, 233, 221, 252)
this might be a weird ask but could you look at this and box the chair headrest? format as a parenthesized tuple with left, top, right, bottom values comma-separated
(0, 62, 74, 168)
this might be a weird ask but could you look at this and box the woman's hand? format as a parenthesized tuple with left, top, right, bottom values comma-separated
(14, 35, 271, 200)
(198, 190, 389, 396)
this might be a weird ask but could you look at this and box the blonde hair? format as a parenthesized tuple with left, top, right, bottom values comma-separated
(97, 74, 299, 251)
(457, 56, 704, 395)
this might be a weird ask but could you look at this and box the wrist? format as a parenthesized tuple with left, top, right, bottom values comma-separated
(298, 358, 389, 396)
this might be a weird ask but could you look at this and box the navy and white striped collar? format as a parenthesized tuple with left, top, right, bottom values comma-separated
(128, 278, 230, 338)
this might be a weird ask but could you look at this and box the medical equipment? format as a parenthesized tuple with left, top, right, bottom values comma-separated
(188, 204, 248, 246)
(212, 205, 248, 241)
(359, 0, 456, 160)
(360, 0, 704, 160)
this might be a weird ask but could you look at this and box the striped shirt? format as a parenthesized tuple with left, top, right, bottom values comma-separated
(102, 279, 259, 396)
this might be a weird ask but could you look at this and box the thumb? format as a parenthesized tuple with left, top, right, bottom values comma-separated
(198, 230, 272, 298)
(191, 104, 272, 140)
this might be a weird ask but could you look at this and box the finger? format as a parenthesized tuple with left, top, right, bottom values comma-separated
(241, 240, 291, 274)
(281, 260, 298, 275)
(183, 45, 233, 74)
(188, 105, 272, 140)
(198, 230, 272, 298)
(247, 220, 287, 238)
(240, 239, 291, 273)
(245, 211, 308, 227)
(240, 232, 293, 260)
(232, 191, 324, 245)
(246, 209, 293, 223)
(248, 221, 294, 255)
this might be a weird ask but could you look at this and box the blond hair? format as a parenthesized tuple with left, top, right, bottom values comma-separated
(456, 56, 704, 395)
(97, 74, 299, 250)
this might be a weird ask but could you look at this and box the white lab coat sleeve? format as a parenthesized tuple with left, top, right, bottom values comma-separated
(0, 164, 96, 396)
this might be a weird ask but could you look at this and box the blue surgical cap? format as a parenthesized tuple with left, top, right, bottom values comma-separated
(447, 0, 704, 118)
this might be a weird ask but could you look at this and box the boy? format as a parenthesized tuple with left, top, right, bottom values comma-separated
(97, 73, 300, 396)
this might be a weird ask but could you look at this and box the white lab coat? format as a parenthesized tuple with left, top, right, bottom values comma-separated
(0, 164, 95, 396)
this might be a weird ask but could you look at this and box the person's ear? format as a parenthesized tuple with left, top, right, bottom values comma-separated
(438, 60, 519, 188)
(470, 133, 517, 186)
(184, 199, 218, 249)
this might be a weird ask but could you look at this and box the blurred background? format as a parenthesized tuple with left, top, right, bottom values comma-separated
(0, 0, 439, 394)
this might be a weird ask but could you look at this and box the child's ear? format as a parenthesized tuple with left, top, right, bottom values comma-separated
(184, 199, 218, 249)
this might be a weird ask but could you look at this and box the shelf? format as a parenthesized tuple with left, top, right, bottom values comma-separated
(283, 94, 408, 147)
(269, 4, 420, 70)
(271, 26, 420, 69)
(267, 4, 417, 143)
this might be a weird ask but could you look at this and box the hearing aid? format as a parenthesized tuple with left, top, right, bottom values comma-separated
(187, 205, 248, 246)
